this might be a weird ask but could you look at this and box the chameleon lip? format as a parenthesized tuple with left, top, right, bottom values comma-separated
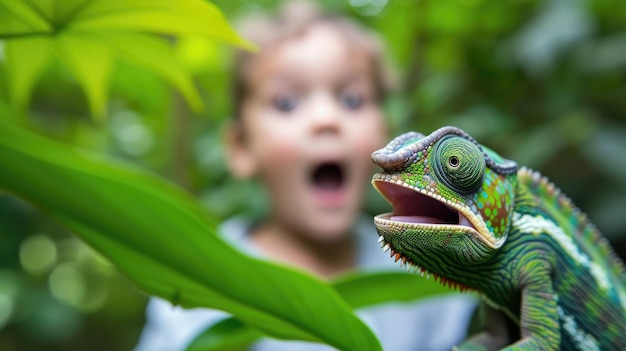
(372, 176, 479, 232)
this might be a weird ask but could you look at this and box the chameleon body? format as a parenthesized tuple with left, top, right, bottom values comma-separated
(371, 126, 626, 350)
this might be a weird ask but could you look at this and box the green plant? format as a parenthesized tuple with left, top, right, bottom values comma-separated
(0, 0, 252, 117)
(0, 118, 379, 350)
(0, 1, 451, 349)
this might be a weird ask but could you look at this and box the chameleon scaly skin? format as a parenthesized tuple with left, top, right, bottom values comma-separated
(371, 126, 626, 350)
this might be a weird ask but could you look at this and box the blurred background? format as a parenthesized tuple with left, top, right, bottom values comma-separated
(1, 0, 625, 349)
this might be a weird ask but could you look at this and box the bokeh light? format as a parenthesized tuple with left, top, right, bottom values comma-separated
(49, 262, 86, 308)
(19, 234, 58, 276)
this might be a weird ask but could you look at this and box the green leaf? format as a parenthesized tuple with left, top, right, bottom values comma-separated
(334, 271, 456, 308)
(189, 272, 457, 351)
(91, 32, 202, 112)
(54, 32, 114, 118)
(0, 120, 382, 351)
(187, 318, 260, 351)
(67, 0, 255, 51)
(0, 0, 253, 116)
(4, 36, 55, 111)
(0, 0, 52, 36)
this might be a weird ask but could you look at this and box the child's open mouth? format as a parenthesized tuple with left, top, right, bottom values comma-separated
(311, 162, 345, 190)
(309, 161, 348, 208)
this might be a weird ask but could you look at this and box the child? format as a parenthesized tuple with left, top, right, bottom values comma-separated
(135, 1, 477, 350)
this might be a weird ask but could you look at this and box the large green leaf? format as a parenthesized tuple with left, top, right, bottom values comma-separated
(187, 318, 261, 351)
(91, 32, 203, 112)
(67, 0, 254, 49)
(0, 0, 253, 116)
(0, 120, 381, 351)
(334, 271, 457, 307)
(4, 36, 56, 113)
(0, 0, 52, 35)
(188, 272, 458, 351)
(54, 32, 114, 118)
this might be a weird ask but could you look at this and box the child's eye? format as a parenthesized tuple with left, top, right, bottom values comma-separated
(339, 90, 362, 110)
(274, 92, 298, 112)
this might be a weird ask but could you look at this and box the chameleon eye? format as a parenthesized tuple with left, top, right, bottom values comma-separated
(448, 156, 460, 168)
(432, 136, 485, 195)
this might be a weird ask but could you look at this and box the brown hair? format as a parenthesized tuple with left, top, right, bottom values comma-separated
(231, 0, 395, 120)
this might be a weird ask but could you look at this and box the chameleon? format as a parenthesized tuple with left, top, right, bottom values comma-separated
(370, 126, 626, 350)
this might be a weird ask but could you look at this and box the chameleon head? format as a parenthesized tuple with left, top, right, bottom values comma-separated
(371, 126, 518, 278)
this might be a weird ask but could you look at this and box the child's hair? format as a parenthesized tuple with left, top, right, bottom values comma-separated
(231, 0, 395, 120)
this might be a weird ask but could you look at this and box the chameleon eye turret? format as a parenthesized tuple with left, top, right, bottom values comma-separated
(431, 135, 485, 196)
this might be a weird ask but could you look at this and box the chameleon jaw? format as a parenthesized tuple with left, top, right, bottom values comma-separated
(372, 174, 503, 249)
(375, 231, 474, 292)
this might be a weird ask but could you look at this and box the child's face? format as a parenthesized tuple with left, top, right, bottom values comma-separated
(231, 23, 388, 242)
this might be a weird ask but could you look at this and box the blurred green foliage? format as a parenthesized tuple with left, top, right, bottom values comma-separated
(0, 0, 625, 350)
(0, 119, 392, 351)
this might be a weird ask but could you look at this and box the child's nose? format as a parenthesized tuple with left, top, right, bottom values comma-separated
(309, 91, 341, 134)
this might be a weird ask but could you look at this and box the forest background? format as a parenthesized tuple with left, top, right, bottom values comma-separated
(0, 0, 625, 350)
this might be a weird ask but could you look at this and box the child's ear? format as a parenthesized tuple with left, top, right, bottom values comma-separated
(224, 121, 257, 179)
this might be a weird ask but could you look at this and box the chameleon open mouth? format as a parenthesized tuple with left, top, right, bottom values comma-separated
(372, 176, 476, 229)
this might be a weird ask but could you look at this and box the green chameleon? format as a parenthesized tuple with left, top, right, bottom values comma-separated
(371, 126, 626, 350)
